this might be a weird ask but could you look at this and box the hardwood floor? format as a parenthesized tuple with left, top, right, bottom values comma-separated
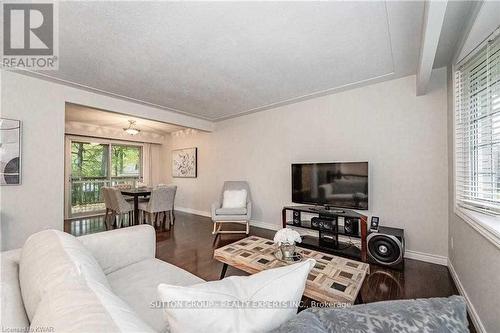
(65, 211, 475, 332)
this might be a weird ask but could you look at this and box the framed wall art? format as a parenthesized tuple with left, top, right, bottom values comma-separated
(172, 147, 197, 178)
(0, 118, 21, 185)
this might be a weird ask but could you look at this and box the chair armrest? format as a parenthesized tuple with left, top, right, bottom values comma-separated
(211, 202, 221, 219)
(77, 225, 155, 274)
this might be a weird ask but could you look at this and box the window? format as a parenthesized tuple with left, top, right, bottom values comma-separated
(111, 145, 141, 178)
(69, 140, 143, 216)
(71, 142, 109, 179)
(71, 142, 142, 180)
(455, 28, 500, 215)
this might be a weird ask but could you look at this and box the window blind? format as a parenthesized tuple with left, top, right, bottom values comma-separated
(455, 28, 500, 215)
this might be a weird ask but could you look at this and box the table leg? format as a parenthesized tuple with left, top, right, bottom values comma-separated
(219, 263, 228, 280)
(133, 196, 139, 226)
(355, 292, 364, 305)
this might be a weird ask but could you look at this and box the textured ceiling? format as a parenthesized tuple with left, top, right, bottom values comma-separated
(30, 1, 469, 121)
(65, 104, 185, 134)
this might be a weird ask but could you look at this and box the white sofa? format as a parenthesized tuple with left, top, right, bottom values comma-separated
(1, 225, 204, 332)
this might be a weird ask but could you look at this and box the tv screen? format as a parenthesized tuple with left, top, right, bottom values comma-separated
(292, 162, 368, 210)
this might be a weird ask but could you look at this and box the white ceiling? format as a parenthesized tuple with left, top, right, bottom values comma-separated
(434, 1, 476, 68)
(32, 1, 473, 121)
(65, 104, 185, 134)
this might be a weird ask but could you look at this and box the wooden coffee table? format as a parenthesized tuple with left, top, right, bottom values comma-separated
(214, 236, 370, 305)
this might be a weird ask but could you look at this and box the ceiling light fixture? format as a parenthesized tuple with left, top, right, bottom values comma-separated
(124, 120, 140, 135)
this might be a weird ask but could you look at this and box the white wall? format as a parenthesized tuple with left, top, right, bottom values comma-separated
(1, 71, 65, 251)
(170, 130, 218, 215)
(151, 134, 172, 187)
(447, 6, 500, 331)
(0, 70, 212, 250)
(448, 213, 500, 332)
(171, 68, 449, 258)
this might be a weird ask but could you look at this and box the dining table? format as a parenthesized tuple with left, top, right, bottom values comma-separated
(120, 187, 152, 225)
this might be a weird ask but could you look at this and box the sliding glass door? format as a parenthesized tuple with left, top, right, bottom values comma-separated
(66, 137, 143, 217)
(70, 141, 109, 216)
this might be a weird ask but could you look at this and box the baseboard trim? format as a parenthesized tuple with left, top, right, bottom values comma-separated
(404, 250, 448, 266)
(175, 207, 211, 218)
(249, 220, 281, 231)
(448, 259, 486, 333)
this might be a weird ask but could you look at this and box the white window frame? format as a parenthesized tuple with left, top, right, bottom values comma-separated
(453, 27, 500, 248)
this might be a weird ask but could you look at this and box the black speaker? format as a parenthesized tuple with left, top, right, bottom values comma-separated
(311, 217, 339, 231)
(367, 226, 404, 270)
(319, 219, 334, 231)
(292, 210, 301, 226)
(344, 217, 360, 236)
(311, 217, 320, 229)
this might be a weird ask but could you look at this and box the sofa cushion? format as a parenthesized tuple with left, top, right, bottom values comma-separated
(1, 249, 29, 330)
(107, 258, 204, 333)
(270, 295, 469, 333)
(78, 225, 156, 275)
(19, 229, 110, 321)
(157, 259, 315, 333)
(215, 207, 248, 215)
(30, 279, 155, 332)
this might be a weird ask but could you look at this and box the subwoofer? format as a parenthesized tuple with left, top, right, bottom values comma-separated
(367, 226, 404, 270)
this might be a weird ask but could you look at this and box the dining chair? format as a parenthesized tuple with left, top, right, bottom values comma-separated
(157, 184, 177, 224)
(101, 187, 114, 230)
(113, 183, 134, 201)
(109, 188, 133, 228)
(168, 185, 177, 225)
(139, 185, 177, 230)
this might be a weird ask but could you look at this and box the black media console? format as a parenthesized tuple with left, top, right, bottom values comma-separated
(282, 205, 368, 262)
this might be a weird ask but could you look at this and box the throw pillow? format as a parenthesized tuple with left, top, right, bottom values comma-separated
(222, 189, 247, 208)
(157, 259, 315, 333)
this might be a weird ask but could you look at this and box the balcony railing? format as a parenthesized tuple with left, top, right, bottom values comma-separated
(71, 178, 138, 216)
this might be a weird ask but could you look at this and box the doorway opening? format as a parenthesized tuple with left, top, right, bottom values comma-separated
(64, 103, 186, 219)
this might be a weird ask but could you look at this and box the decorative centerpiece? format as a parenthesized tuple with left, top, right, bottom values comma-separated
(274, 228, 302, 261)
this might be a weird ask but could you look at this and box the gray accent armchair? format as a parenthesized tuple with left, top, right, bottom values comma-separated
(211, 181, 252, 235)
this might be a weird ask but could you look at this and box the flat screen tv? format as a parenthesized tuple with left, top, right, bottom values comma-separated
(292, 162, 368, 210)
